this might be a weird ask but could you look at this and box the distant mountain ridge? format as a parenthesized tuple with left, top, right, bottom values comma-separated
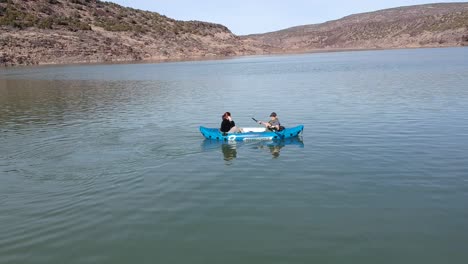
(0, 1, 467, 66)
(246, 3, 468, 52)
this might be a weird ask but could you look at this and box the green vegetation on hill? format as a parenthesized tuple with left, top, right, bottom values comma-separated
(0, 0, 90, 30)
(0, 0, 231, 36)
(0, 0, 250, 66)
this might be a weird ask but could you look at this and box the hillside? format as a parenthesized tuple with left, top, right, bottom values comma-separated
(1, 1, 467, 66)
(247, 3, 468, 52)
(0, 0, 266, 66)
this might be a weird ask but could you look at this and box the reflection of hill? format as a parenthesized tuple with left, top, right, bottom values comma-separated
(0, 79, 168, 128)
(201, 137, 304, 161)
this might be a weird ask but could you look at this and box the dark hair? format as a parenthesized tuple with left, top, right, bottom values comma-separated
(222, 112, 231, 119)
(270, 112, 277, 117)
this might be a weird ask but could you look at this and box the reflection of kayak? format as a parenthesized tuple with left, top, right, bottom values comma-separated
(199, 125, 304, 141)
(201, 136, 304, 150)
(201, 137, 304, 160)
(259, 137, 305, 148)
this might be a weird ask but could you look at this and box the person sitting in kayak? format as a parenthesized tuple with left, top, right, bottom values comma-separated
(258, 112, 282, 131)
(220, 112, 242, 133)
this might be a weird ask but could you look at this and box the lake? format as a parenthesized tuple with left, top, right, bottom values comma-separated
(1, 47, 467, 264)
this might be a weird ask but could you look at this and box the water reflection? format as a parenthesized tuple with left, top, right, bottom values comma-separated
(201, 137, 304, 162)
(221, 142, 237, 161)
(254, 137, 304, 158)
(258, 142, 283, 158)
(0, 78, 171, 129)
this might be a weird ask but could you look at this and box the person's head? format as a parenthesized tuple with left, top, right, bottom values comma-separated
(269, 112, 277, 120)
(222, 112, 231, 120)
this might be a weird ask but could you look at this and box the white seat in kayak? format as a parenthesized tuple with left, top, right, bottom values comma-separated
(240, 127, 267, 133)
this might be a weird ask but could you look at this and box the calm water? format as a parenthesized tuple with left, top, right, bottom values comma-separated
(1, 48, 468, 263)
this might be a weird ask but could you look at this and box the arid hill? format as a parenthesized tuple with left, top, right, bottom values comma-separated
(0, 0, 266, 66)
(247, 3, 468, 52)
(0, 1, 467, 66)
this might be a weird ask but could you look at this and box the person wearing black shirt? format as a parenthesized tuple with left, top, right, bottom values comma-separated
(220, 112, 241, 133)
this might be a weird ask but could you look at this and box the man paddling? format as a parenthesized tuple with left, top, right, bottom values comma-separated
(258, 112, 282, 131)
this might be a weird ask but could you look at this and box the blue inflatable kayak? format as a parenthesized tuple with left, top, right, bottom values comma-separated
(199, 125, 304, 141)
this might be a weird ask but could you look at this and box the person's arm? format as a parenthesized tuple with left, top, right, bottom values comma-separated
(258, 120, 271, 128)
(260, 120, 280, 130)
(227, 116, 236, 128)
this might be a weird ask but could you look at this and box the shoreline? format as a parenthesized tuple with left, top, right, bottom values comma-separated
(1, 45, 466, 69)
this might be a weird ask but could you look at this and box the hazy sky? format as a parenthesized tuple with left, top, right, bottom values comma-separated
(109, 0, 466, 35)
